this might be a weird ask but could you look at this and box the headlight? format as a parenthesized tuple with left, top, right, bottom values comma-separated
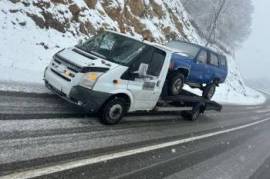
(80, 72, 104, 89)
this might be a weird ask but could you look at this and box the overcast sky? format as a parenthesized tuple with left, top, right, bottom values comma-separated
(236, 0, 270, 80)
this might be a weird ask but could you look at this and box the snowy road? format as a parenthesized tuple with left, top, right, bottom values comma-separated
(0, 92, 270, 178)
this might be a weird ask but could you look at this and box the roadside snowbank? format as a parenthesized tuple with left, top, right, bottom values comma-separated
(184, 85, 265, 106)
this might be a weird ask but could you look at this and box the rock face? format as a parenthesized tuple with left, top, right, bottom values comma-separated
(5, 0, 197, 43)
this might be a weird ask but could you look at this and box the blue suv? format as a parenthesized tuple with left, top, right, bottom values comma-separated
(166, 41, 228, 99)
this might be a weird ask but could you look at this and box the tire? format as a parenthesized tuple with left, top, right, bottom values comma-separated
(203, 83, 216, 100)
(100, 97, 128, 125)
(190, 108, 201, 121)
(181, 109, 200, 121)
(168, 73, 185, 96)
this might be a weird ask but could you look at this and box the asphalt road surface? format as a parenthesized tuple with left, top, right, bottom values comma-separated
(0, 91, 270, 179)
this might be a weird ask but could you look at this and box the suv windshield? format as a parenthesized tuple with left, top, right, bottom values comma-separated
(76, 32, 146, 66)
(167, 41, 200, 58)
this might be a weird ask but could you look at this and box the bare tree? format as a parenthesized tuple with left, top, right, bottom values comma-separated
(205, 0, 225, 46)
(181, 0, 253, 48)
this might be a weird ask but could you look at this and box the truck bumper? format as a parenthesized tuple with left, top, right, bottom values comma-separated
(44, 67, 111, 113)
(69, 86, 111, 112)
(45, 81, 111, 113)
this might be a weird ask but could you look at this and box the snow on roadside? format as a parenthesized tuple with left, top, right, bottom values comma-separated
(0, 81, 50, 94)
(0, 1, 78, 84)
(214, 86, 266, 105)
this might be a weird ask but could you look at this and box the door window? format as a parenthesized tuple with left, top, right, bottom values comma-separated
(148, 50, 166, 77)
(129, 46, 153, 73)
(129, 47, 165, 77)
(209, 53, 219, 66)
(197, 50, 207, 64)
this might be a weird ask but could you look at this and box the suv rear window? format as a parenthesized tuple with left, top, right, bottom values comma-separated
(219, 55, 227, 68)
(209, 53, 219, 66)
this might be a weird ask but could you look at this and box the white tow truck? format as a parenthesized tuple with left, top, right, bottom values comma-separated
(44, 31, 221, 124)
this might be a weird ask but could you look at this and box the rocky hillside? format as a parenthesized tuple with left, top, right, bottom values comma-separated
(6, 0, 199, 42)
(0, 0, 265, 104)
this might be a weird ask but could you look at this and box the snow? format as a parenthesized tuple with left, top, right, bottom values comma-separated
(153, 0, 163, 5)
(0, 0, 265, 105)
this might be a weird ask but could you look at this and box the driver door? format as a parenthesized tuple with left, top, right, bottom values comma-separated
(127, 47, 166, 111)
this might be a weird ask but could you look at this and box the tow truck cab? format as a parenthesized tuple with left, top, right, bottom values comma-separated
(44, 31, 221, 125)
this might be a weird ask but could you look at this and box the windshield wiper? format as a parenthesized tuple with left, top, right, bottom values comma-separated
(76, 45, 107, 59)
(89, 50, 107, 60)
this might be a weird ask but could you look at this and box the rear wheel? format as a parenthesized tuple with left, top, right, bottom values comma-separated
(190, 108, 201, 121)
(203, 83, 216, 100)
(100, 97, 128, 125)
(181, 110, 200, 121)
(168, 73, 185, 96)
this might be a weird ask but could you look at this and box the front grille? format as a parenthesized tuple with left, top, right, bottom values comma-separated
(54, 54, 82, 73)
(51, 68, 71, 82)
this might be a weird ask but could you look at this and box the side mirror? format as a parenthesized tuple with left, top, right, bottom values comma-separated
(133, 63, 148, 78)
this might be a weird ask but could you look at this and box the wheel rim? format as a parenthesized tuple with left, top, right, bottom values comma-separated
(207, 86, 215, 99)
(109, 104, 123, 121)
(173, 79, 183, 95)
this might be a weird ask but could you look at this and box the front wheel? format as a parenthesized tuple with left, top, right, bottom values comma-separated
(168, 73, 185, 96)
(100, 97, 127, 125)
(203, 83, 216, 100)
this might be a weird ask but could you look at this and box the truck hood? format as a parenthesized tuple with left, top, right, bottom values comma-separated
(57, 47, 119, 69)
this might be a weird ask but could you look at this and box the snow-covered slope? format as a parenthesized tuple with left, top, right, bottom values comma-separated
(0, 0, 265, 105)
(246, 78, 270, 95)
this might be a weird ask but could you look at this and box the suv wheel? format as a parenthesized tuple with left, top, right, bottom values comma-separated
(203, 83, 216, 100)
(100, 97, 127, 125)
(168, 73, 185, 96)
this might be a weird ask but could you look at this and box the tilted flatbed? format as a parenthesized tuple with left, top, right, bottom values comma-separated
(155, 89, 222, 121)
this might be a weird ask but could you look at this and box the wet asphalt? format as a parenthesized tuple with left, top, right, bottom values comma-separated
(0, 92, 270, 178)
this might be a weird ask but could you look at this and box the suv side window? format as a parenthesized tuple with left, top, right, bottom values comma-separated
(197, 50, 207, 64)
(209, 53, 219, 66)
(219, 55, 227, 68)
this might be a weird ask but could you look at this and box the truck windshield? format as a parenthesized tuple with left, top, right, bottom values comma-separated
(167, 41, 200, 58)
(76, 32, 146, 66)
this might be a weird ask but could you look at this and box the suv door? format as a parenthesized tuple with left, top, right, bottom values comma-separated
(207, 52, 220, 83)
(189, 49, 208, 83)
(125, 46, 166, 110)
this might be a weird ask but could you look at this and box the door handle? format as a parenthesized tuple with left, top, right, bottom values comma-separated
(156, 80, 161, 87)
